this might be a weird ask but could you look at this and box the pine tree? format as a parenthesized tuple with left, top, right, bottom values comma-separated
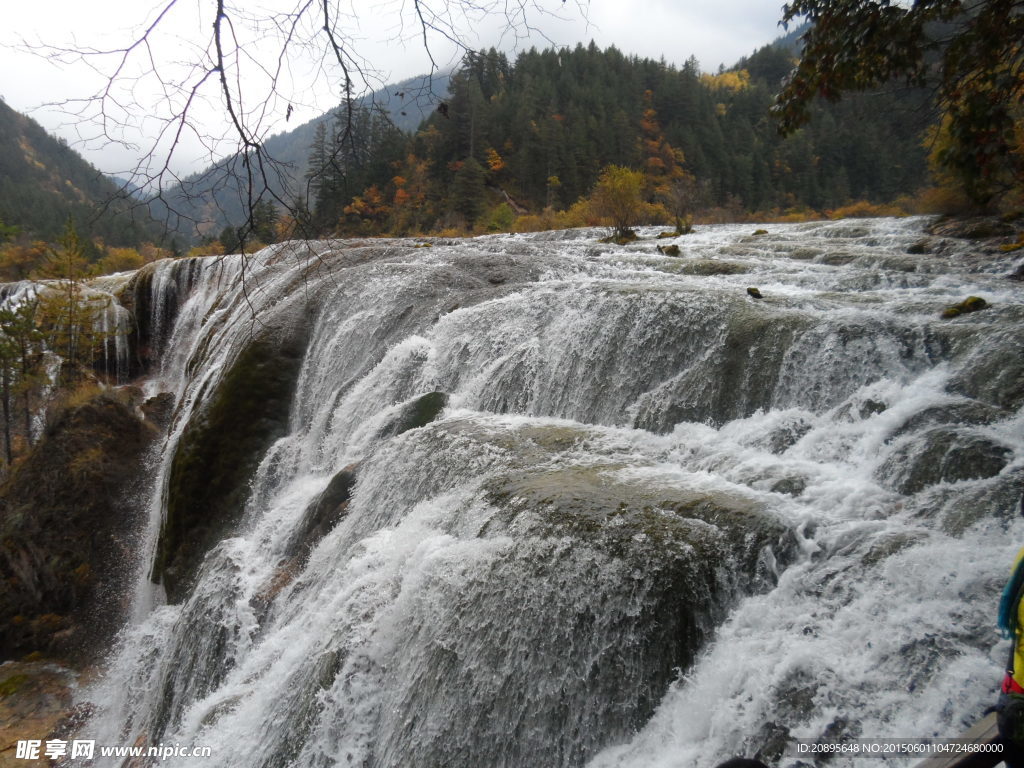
(36, 220, 108, 381)
(0, 297, 45, 460)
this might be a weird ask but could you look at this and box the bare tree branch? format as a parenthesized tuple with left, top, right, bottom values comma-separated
(19, 0, 587, 250)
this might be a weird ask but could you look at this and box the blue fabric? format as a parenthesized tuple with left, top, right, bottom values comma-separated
(999, 554, 1024, 639)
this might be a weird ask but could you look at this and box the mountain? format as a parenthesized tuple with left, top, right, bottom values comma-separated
(0, 98, 160, 245)
(152, 30, 933, 243)
(148, 71, 452, 241)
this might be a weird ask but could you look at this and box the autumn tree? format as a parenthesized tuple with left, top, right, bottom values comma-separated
(774, 0, 1024, 205)
(660, 175, 707, 236)
(590, 165, 647, 241)
(35, 220, 108, 380)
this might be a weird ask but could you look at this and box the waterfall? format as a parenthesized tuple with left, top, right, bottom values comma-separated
(86, 219, 1022, 767)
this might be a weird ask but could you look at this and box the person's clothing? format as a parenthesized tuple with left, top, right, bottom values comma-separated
(1002, 547, 1024, 691)
(998, 545, 1024, 767)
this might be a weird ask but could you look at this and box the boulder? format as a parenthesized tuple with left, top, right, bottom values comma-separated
(283, 465, 359, 562)
(941, 296, 988, 319)
(0, 390, 158, 661)
(377, 392, 449, 439)
(878, 427, 1011, 495)
(154, 323, 310, 603)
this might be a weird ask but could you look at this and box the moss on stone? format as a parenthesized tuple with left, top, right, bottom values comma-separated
(378, 391, 449, 439)
(0, 673, 29, 696)
(0, 389, 158, 661)
(483, 464, 789, 567)
(284, 465, 359, 562)
(941, 295, 988, 319)
(155, 324, 309, 602)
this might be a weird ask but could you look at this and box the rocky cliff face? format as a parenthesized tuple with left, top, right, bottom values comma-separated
(0, 388, 163, 662)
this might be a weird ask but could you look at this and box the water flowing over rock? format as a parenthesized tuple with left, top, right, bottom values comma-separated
(74, 221, 1021, 768)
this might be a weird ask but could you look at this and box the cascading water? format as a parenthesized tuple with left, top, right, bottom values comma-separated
(86, 218, 1022, 767)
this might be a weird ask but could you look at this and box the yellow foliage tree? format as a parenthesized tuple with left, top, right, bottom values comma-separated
(589, 165, 647, 241)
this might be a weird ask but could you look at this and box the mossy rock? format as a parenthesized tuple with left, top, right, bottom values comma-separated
(484, 464, 790, 568)
(155, 323, 310, 602)
(0, 390, 158, 661)
(598, 230, 639, 245)
(0, 662, 80, 756)
(753, 229, 769, 236)
(941, 296, 988, 319)
(656, 244, 681, 256)
(283, 465, 358, 561)
(377, 391, 449, 439)
(678, 259, 749, 276)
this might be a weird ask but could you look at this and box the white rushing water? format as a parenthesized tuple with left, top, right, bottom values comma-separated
(86, 218, 1023, 767)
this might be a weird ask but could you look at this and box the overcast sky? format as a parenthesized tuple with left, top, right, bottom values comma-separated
(0, 0, 788, 177)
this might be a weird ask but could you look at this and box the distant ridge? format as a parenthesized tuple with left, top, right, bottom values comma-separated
(0, 98, 160, 245)
(149, 70, 452, 241)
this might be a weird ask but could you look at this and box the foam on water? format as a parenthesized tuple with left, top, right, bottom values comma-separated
(82, 219, 1022, 767)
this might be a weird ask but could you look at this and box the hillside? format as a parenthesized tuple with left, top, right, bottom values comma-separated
(0, 98, 159, 245)
(149, 71, 452, 241)
(149, 34, 933, 243)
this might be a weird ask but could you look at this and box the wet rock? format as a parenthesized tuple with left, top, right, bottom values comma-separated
(771, 476, 807, 497)
(947, 336, 1024, 410)
(633, 306, 811, 431)
(678, 260, 749, 276)
(155, 321, 311, 603)
(747, 287, 763, 299)
(940, 296, 988, 319)
(906, 238, 932, 254)
(928, 216, 1015, 240)
(656, 244, 681, 256)
(0, 662, 84, 767)
(753, 229, 768, 236)
(888, 400, 1007, 440)
(0, 390, 159, 661)
(751, 669, 819, 763)
(141, 392, 176, 431)
(484, 464, 793, 582)
(833, 398, 888, 422)
(752, 416, 813, 455)
(476, 463, 794, 757)
(878, 427, 1012, 495)
(377, 391, 449, 439)
(861, 531, 927, 566)
(937, 468, 1024, 535)
(283, 465, 359, 562)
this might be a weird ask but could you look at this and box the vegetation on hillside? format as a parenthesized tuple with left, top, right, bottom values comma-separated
(279, 42, 936, 241)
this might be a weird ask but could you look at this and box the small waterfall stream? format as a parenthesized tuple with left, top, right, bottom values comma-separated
(87, 218, 1023, 767)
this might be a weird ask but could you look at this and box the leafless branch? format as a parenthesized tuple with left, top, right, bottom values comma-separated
(17, 0, 585, 254)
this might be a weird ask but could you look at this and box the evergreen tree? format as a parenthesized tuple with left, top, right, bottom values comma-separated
(0, 297, 45, 461)
(36, 220, 108, 380)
